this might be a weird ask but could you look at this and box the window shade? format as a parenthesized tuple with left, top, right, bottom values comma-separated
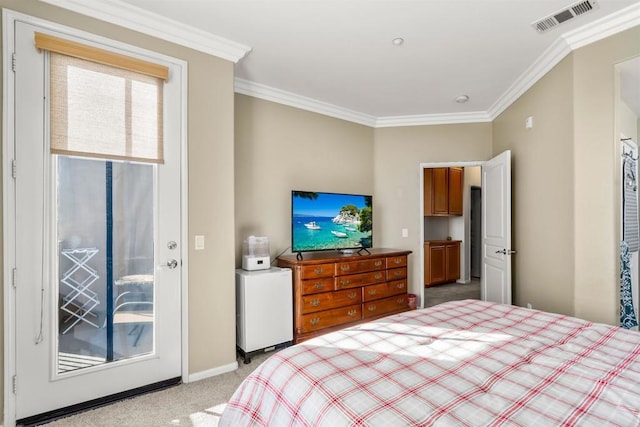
(38, 33, 166, 164)
(35, 32, 168, 81)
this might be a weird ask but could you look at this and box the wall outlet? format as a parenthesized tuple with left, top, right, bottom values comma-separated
(526, 302, 532, 309)
(195, 235, 205, 250)
(401, 228, 408, 238)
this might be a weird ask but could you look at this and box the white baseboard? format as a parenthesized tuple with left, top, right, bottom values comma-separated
(187, 360, 239, 383)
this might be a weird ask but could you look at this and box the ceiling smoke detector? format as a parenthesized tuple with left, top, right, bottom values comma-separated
(532, 0, 599, 33)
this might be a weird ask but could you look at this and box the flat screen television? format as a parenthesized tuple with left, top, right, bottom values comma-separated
(291, 190, 372, 254)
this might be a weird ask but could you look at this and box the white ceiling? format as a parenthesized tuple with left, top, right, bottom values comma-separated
(44, 0, 640, 125)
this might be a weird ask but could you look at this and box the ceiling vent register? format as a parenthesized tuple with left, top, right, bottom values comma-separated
(532, 0, 599, 33)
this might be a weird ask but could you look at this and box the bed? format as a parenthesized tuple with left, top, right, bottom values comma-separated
(220, 299, 640, 426)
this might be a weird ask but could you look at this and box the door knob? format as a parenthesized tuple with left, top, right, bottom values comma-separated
(495, 249, 517, 255)
(161, 259, 179, 269)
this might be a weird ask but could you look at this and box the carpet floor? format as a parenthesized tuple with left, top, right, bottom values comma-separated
(41, 351, 273, 427)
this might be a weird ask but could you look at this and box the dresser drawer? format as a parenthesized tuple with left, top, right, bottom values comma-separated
(362, 279, 408, 302)
(300, 277, 335, 295)
(300, 263, 334, 280)
(336, 258, 385, 275)
(363, 294, 408, 319)
(335, 270, 386, 290)
(386, 255, 407, 269)
(301, 289, 361, 314)
(387, 267, 407, 281)
(300, 304, 361, 333)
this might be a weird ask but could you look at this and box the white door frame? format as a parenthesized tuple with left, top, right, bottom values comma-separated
(2, 10, 190, 426)
(419, 157, 512, 308)
(419, 160, 484, 308)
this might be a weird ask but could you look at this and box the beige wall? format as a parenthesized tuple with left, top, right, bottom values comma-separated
(0, 1, 237, 414)
(492, 25, 640, 324)
(573, 26, 640, 324)
(234, 95, 374, 260)
(373, 124, 493, 303)
(493, 56, 575, 315)
(234, 99, 493, 306)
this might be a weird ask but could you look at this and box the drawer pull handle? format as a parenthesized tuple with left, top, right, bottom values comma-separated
(397, 283, 405, 289)
(310, 317, 320, 326)
(374, 260, 383, 267)
(314, 268, 324, 274)
(348, 292, 357, 299)
(341, 265, 350, 271)
(310, 299, 320, 307)
(394, 271, 402, 277)
(368, 305, 377, 312)
(340, 280, 350, 286)
(347, 309, 357, 317)
(374, 274, 383, 280)
(314, 282, 324, 290)
(368, 289, 377, 296)
(397, 298, 405, 305)
(394, 258, 402, 264)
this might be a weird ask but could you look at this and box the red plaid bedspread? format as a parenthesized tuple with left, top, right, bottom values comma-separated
(220, 300, 640, 426)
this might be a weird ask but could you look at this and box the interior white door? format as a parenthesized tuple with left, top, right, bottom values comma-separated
(481, 150, 513, 304)
(10, 21, 182, 421)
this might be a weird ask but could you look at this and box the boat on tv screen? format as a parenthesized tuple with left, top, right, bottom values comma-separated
(292, 191, 372, 252)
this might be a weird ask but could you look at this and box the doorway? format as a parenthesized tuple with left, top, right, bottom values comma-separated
(4, 14, 187, 424)
(420, 153, 512, 308)
(616, 55, 640, 329)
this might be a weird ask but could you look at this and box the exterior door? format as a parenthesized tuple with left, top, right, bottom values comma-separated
(481, 150, 513, 304)
(8, 20, 183, 421)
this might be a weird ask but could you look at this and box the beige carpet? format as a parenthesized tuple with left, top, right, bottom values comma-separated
(42, 351, 273, 427)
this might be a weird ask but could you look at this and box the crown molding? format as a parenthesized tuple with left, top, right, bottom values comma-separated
(375, 112, 492, 128)
(488, 2, 640, 120)
(236, 78, 491, 127)
(563, 2, 640, 50)
(235, 79, 378, 127)
(38, 0, 252, 63)
(486, 37, 572, 120)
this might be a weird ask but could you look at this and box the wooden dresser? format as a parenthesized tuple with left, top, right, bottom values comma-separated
(278, 248, 412, 343)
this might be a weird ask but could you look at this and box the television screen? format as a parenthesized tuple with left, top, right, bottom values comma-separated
(291, 191, 372, 253)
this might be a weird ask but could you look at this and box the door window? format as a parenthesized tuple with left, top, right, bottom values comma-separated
(57, 156, 155, 373)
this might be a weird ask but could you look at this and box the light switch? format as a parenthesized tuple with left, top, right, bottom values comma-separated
(525, 116, 533, 129)
(401, 228, 409, 238)
(195, 235, 205, 250)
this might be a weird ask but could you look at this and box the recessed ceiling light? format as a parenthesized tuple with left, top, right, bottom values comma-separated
(392, 37, 404, 46)
(455, 95, 469, 103)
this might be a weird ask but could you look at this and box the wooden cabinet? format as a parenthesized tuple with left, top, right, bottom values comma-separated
(278, 249, 411, 343)
(448, 167, 464, 215)
(424, 240, 460, 287)
(445, 243, 460, 282)
(424, 167, 464, 216)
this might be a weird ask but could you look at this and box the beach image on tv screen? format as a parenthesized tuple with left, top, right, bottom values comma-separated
(292, 191, 372, 252)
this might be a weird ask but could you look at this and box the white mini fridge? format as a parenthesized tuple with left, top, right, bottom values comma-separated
(235, 267, 293, 363)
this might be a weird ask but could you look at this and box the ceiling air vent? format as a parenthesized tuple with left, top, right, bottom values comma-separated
(532, 0, 599, 33)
